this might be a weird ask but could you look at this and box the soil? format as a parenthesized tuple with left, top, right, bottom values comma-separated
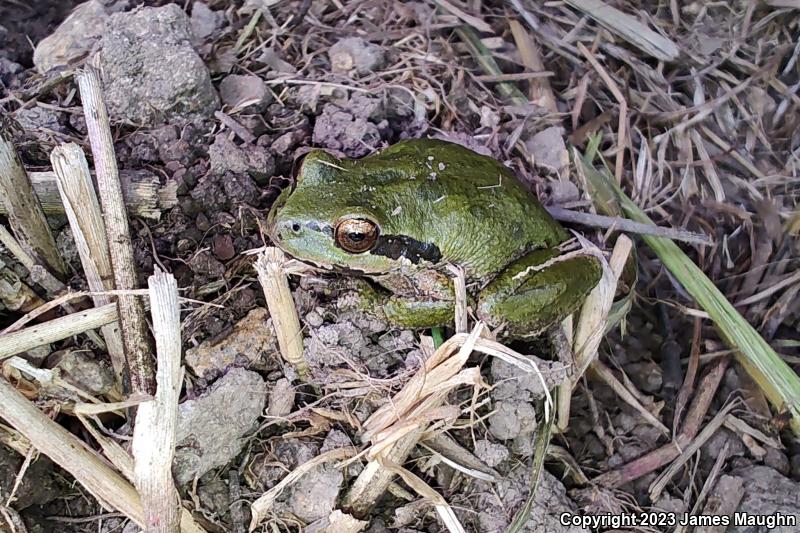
(1, 1, 799, 533)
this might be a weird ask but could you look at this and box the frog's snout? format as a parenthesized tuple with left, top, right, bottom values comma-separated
(270, 218, 302, 246)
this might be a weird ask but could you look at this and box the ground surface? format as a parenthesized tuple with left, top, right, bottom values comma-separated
(1, 1, 799, 532)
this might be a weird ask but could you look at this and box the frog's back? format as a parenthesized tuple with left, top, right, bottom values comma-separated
(354, 139, 568, 277)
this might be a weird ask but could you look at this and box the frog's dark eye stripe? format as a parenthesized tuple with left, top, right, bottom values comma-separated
(335, 218, 379, 253)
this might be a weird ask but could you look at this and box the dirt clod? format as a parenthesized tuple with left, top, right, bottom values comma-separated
(174, 367, 267, 485)
(96, 4, 219, 125)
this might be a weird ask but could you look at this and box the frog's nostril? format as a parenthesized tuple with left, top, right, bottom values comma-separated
(291, 222, 301, 232)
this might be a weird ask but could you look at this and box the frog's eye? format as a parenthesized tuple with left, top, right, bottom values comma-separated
(335, 218, 379, 253)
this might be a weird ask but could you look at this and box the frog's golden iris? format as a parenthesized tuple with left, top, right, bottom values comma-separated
(335, 217, 379, 253)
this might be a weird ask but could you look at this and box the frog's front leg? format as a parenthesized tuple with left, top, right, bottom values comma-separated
(477, 249, 602, 339)
(375, 269, 456, 328)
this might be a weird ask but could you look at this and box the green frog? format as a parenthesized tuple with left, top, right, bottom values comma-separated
(268, 138, 602, 338)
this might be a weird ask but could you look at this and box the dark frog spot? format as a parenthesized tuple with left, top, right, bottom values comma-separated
(372, 234, 442, 264)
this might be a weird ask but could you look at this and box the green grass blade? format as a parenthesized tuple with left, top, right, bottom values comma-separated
(578, 152, 800, 435)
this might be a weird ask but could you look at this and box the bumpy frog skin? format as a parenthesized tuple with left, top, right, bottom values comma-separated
(268, 138, 601, 338)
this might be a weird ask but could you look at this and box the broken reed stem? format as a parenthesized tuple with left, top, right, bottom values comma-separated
(342, 429, 425, 517)
(132, 270, 181, 533)
(0, 302, 118, 360)
(0, 376, 146, 527)
(254, 248, 308, 381)
(77, 65, 154, 395)
(0, 131, 66, 277)
(51, 143, 126, 381)
(3, 170, 176, 220)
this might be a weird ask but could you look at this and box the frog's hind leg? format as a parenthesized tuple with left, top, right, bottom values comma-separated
(477, 249, 602, 339)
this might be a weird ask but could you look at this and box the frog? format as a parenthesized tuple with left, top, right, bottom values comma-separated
(267, 138, 602, 339)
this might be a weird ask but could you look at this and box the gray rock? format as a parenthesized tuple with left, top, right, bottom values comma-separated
(219, 74, 271, 113)
(208, 132, 275, 180)
(33, 1, 109, 73)
(288, 464, 343, 522)
(185, 307, 277, 380)
(329, 37, 385, 76)
(190, 2, 221, 42)
(14, 106, 64, 133)
(52, 349, 116, 395)
(729, 466, 800, 532)
(173, 368, 267, 484)
(96, 4, 219, 125)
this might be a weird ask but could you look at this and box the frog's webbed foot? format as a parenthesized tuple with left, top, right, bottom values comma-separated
(477, 248, 602, 339)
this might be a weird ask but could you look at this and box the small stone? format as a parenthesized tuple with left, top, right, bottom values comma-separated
(525, 126, 569, 177)
(288, 464, 343, 522)
(212, 233, 235, 261)
(185, 308, 277, 379)
(33, 1, 110, 73)
(190, 2, 221, 42)
(312, 103, 381, 158)
(329, 37, 386, 76)
(14, 106, 64, 133)
(209, 133, 276, 182)
(51, 349, 116, 395)
(764, 447, 791, 476)
(219, 74, 271, 113)
(188, 250, 225, 277)
(267, 378, 295, 417)
(174, 368, 267, 485)
(96, 4, 219, 125)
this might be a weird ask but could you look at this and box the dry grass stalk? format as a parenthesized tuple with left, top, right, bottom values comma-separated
(0, 170, 177, 220)
(254, 247, 308, 381)
(77, 65, 154, 395)
(446, 264, 468, 333)
(248, 446, 357, 531)
(74, 415, 206, 533)
(593, 357, 729, 488)
(648, 400, 738, 501)
(132, 270, 182, 533)
(0, 302, 118, 360)
(508, 19, 557, 113)
(311, 510, 368, 533)
(587, 360, 669, 435)
(0, 376, 145, 526)
(565, 0, 679, 61)
(378, 458, 466, 533)
(421, 433, 498, 481)
(0, 132, 65, 277)
(577, 42, 629, 184)
(546, 206, 712, 246)
(51, 143, 126, 381)
(0, 224, 108, 349)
